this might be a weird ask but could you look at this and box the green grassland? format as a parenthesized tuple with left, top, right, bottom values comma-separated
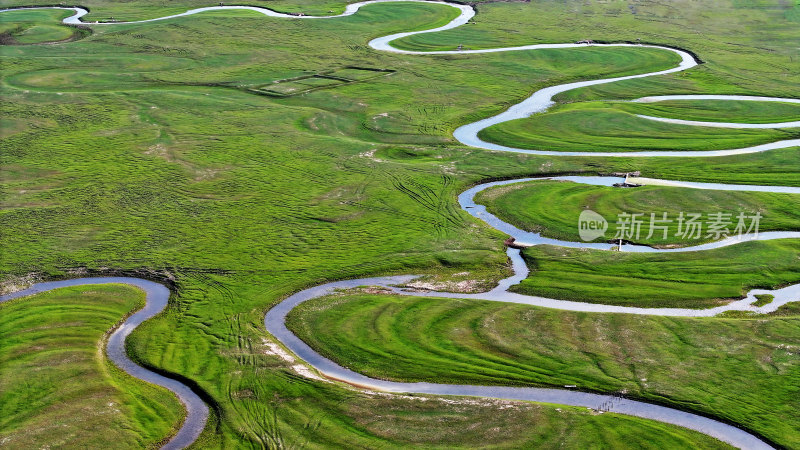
(286, 290, 800, 448)
(475, 180, 800, 246)
(511, 240, 800, 309)
(390, 0, 800, 98)
(0, 9, 83, 44)
(754, 294, 775, 307)
(0, 0, 435, 21)
(1, 0, 799, 447)
(395, 0, 800, 152)
(477, 107, 799, 153)
(0, 0, 511, 21)
(3, 287, 724, 450)
(0, 284, 183, 448)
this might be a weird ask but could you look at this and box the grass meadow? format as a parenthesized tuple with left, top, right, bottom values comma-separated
(287, 290, 800, 448)
(513, 240, 800, 309)
(0, 285, 183, 448)
(613, 99, 800, 124)
(1, 0, 798, 447)
(477, 107, 799, 153)
(0, 9, 83, 44)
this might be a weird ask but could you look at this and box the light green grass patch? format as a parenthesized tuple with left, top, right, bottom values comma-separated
(477, 107, 799, 153)
(513, 240, 800, 308)
(0, 284, 183, 448)
(0, 9, 79, 44)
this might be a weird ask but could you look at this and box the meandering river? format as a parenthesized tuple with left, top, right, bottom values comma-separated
(0, 278, 207, 450)
(2, 1, 799, 448)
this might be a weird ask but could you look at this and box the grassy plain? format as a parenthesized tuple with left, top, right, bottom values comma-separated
(395, 0, 800, 153)
(0, 284, 183, 448)
(511, 240, 800, 309)
(477, 106, 799, 153)
(391, 0, 800, 98)
(0, 0, 460, 20)
(1, 0, 799, 447)
(475, 179, 800, 246)
(0, 9, 82, 44)
(478, 104, 800, 152)
(287, 290, 800, 448)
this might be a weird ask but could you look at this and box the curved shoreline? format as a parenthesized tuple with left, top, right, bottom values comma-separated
(2, 274, 779, 449)
(460, 176, 800, 252)
(0, 278, 209, 450)
(2, 1, 799, 448)
(4, 3, 799, 157)
(264, 276, 776, 450)
(635, 114, 800, 129)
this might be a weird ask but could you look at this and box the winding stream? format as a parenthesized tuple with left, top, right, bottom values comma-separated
(3, 1, 800, 449)
(0, 278, 208, 450)
(461, 176, 800, 252)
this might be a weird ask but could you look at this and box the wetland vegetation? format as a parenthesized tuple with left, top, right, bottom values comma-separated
(1, 0, 799, 447)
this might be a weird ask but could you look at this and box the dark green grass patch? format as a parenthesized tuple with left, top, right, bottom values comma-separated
(753, 294, 775, 307)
